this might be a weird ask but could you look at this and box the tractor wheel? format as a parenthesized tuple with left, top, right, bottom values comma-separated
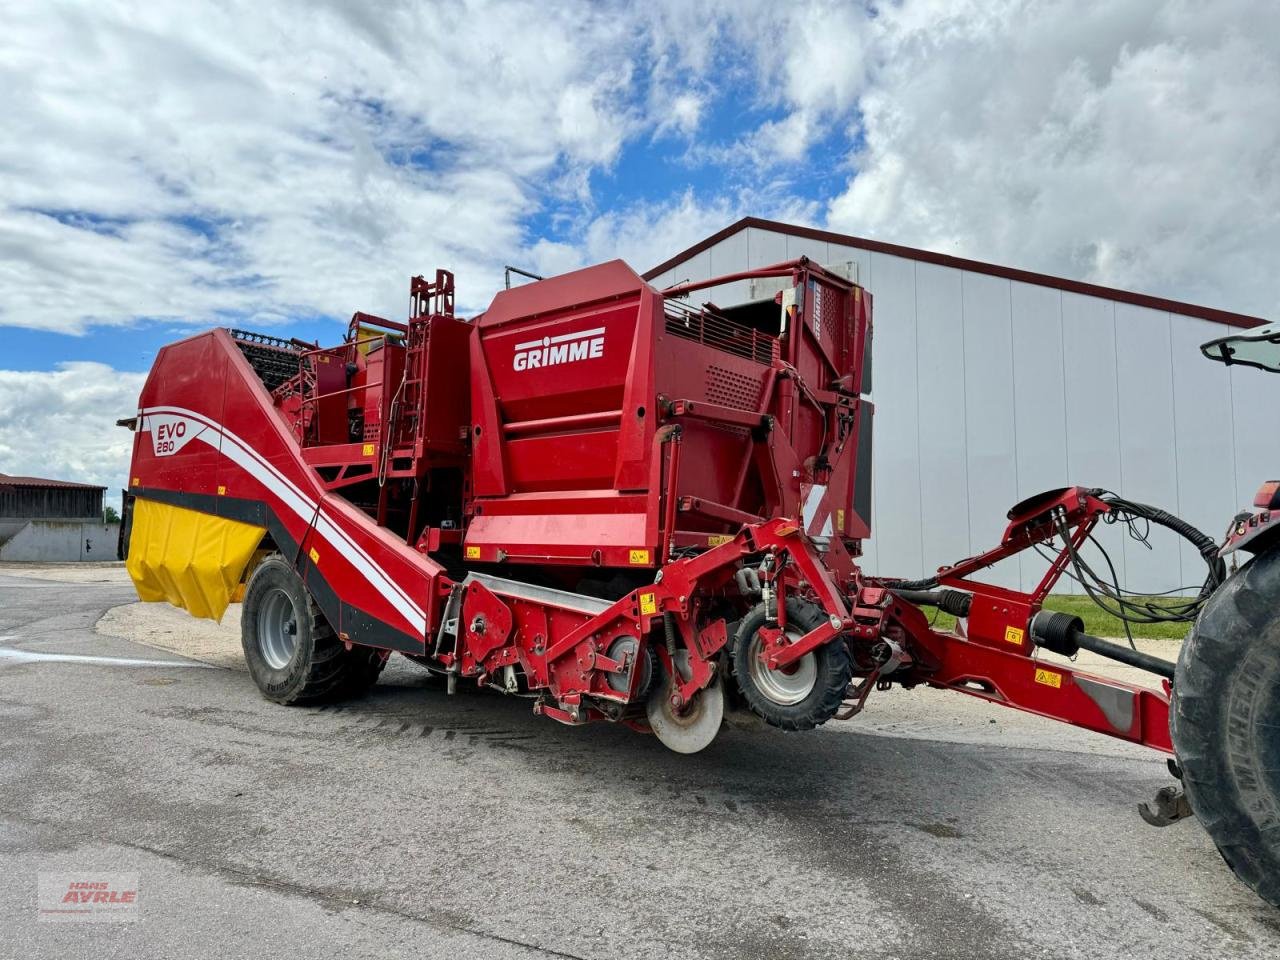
(241, 555, 384, 704)
(1171, 547, 1280, 908)
(731, 598, 852, 731)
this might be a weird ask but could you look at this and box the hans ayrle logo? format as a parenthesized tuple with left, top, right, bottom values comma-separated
(513, 327, 605, 371)
(146, 413, 204, 457)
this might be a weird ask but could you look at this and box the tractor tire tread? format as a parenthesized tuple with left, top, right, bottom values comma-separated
(242, 555, 385, 705)
(731, 598, 852, 731)
(1171, 548, 1280, 908)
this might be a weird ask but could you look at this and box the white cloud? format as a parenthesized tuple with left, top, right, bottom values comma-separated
(0, 363, 145, 503)
(0, 0, 661, 331)
(827, 0, 1280, 317)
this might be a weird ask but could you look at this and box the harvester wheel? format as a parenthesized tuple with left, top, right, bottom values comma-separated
(731, 599, 852, 731)
(241, 555, 384, 704)
(1172, 547, 1280, 908)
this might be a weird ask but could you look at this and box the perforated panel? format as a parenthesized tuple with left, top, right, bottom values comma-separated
(706, 365, 762, 410)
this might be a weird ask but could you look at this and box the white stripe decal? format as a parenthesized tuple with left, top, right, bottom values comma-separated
(513, 326, 606, 351)
(139, 406, 427, 634)
(801, 483, 827, 532)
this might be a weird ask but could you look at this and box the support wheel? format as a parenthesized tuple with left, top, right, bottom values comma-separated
(1172, 547, 1280, 908)
(646, 650, 725, 754)
(242, 555, 384, 704)
(731, 598, 852, 731)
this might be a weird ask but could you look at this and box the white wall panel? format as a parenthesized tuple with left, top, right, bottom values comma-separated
(747, 227, 787, 268)
(786, 234, 829, 263)
(1009, 282, 1068, 590)
(1230, 363, 1275, 506)
(1171, 318, 1237, 587)
(962, 272, 1020, 588)
(864, 252, 923, 578)
(826, 243, 872, 287)
(915, 263, 972, 571)
(668, 249, 710, 286)
(1060, 293, 1128, 589)
(1114, 304, 1181, 593)
(648, 268, 674, 289)
(700, 231, 751, 305)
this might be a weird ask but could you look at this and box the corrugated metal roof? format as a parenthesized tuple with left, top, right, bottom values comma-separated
(643, 217, 1266, 330)
(0, 473, 107, 491)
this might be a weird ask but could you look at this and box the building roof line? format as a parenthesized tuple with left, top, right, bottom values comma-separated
(642, 216, 1265, 330)
(0, 473, 107, 491)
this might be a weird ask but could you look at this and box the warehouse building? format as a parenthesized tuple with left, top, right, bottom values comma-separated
(0, 474, 119, 562)
(644, 218, 1270, 593)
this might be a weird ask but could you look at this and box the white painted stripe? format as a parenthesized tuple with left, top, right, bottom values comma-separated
(138, 405, 427, 634)
(0, 647, 216, 668)
(801, 483, 827, 532)
(513, 326, 606, 351)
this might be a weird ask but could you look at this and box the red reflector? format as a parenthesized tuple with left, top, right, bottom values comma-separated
(1254, 481, 1280, 509)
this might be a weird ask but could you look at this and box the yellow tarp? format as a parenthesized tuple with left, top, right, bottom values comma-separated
(126, 498, 266, 622)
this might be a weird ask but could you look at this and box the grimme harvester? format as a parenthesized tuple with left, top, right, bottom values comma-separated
(119, 258, 1280, 906)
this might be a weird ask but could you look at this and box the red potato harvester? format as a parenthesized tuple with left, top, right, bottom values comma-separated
(118, 258, 1280, 907)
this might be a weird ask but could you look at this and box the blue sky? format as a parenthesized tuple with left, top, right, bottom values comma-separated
(2, 0, 1280, 493)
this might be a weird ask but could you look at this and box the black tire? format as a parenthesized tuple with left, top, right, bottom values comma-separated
(241, 555, 384, 704)
(1172, 547, 1280, 908)
(731, 598, 852, 730)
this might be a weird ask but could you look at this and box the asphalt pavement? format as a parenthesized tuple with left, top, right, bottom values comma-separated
(2, 565, 1278, 959)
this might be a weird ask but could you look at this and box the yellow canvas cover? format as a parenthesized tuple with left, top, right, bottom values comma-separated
(126, 498, 266, 622)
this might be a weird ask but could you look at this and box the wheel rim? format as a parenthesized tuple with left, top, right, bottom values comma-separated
(646, 651, 725, 754)
(748, 629, 817, 705)
(258, 587, 299, 670)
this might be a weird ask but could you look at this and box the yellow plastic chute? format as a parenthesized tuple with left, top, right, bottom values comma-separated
(126, 498, 267, 622)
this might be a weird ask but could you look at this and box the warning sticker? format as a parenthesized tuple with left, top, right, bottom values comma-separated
(639, 592, 657, 616)
(362, 443, 375, 457)
(1004, 626, 1025, 645)
(629, 549, 651, 565)
(1034, 667, 1062, 689)
(465, 545, 481, 560)
(836, 508, 845, 533)
(308, 547, 319, 565)
(707, 535, 733, 546)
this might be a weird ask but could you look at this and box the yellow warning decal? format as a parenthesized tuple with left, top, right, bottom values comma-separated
(217, 485, 227, 496)
(1005, 626, 1025, 645)
(362, 443, 375, 457)
(639, 592, 658, 615)
(836, 508, 845, 533)
(131, 477, 140, 487)
(308, 547, 320, 565)
(1034, 668, 1062, 689)
(707, 534, 733, 546)
(629, 549, 651, 565)
(465, 545, 481, 560)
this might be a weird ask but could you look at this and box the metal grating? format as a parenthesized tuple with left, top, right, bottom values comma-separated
(706, 365, 763, 410)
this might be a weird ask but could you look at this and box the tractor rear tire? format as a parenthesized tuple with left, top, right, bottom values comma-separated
(1172, 547, 1280, 908)
(241, 555, 384, 704)
(731, 598, 852, 731)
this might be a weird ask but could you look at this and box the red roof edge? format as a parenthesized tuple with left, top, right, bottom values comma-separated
(0, 473, 108, 490)
(642, 216, 1265, 330)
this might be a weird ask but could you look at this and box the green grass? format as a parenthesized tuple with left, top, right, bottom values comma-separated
(927, 593, 1193, 641)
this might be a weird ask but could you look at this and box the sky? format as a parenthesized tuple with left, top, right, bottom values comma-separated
(2, 0, 1280, 504)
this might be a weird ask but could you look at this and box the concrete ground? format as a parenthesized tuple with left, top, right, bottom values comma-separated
(2, 563, 1278, 959)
